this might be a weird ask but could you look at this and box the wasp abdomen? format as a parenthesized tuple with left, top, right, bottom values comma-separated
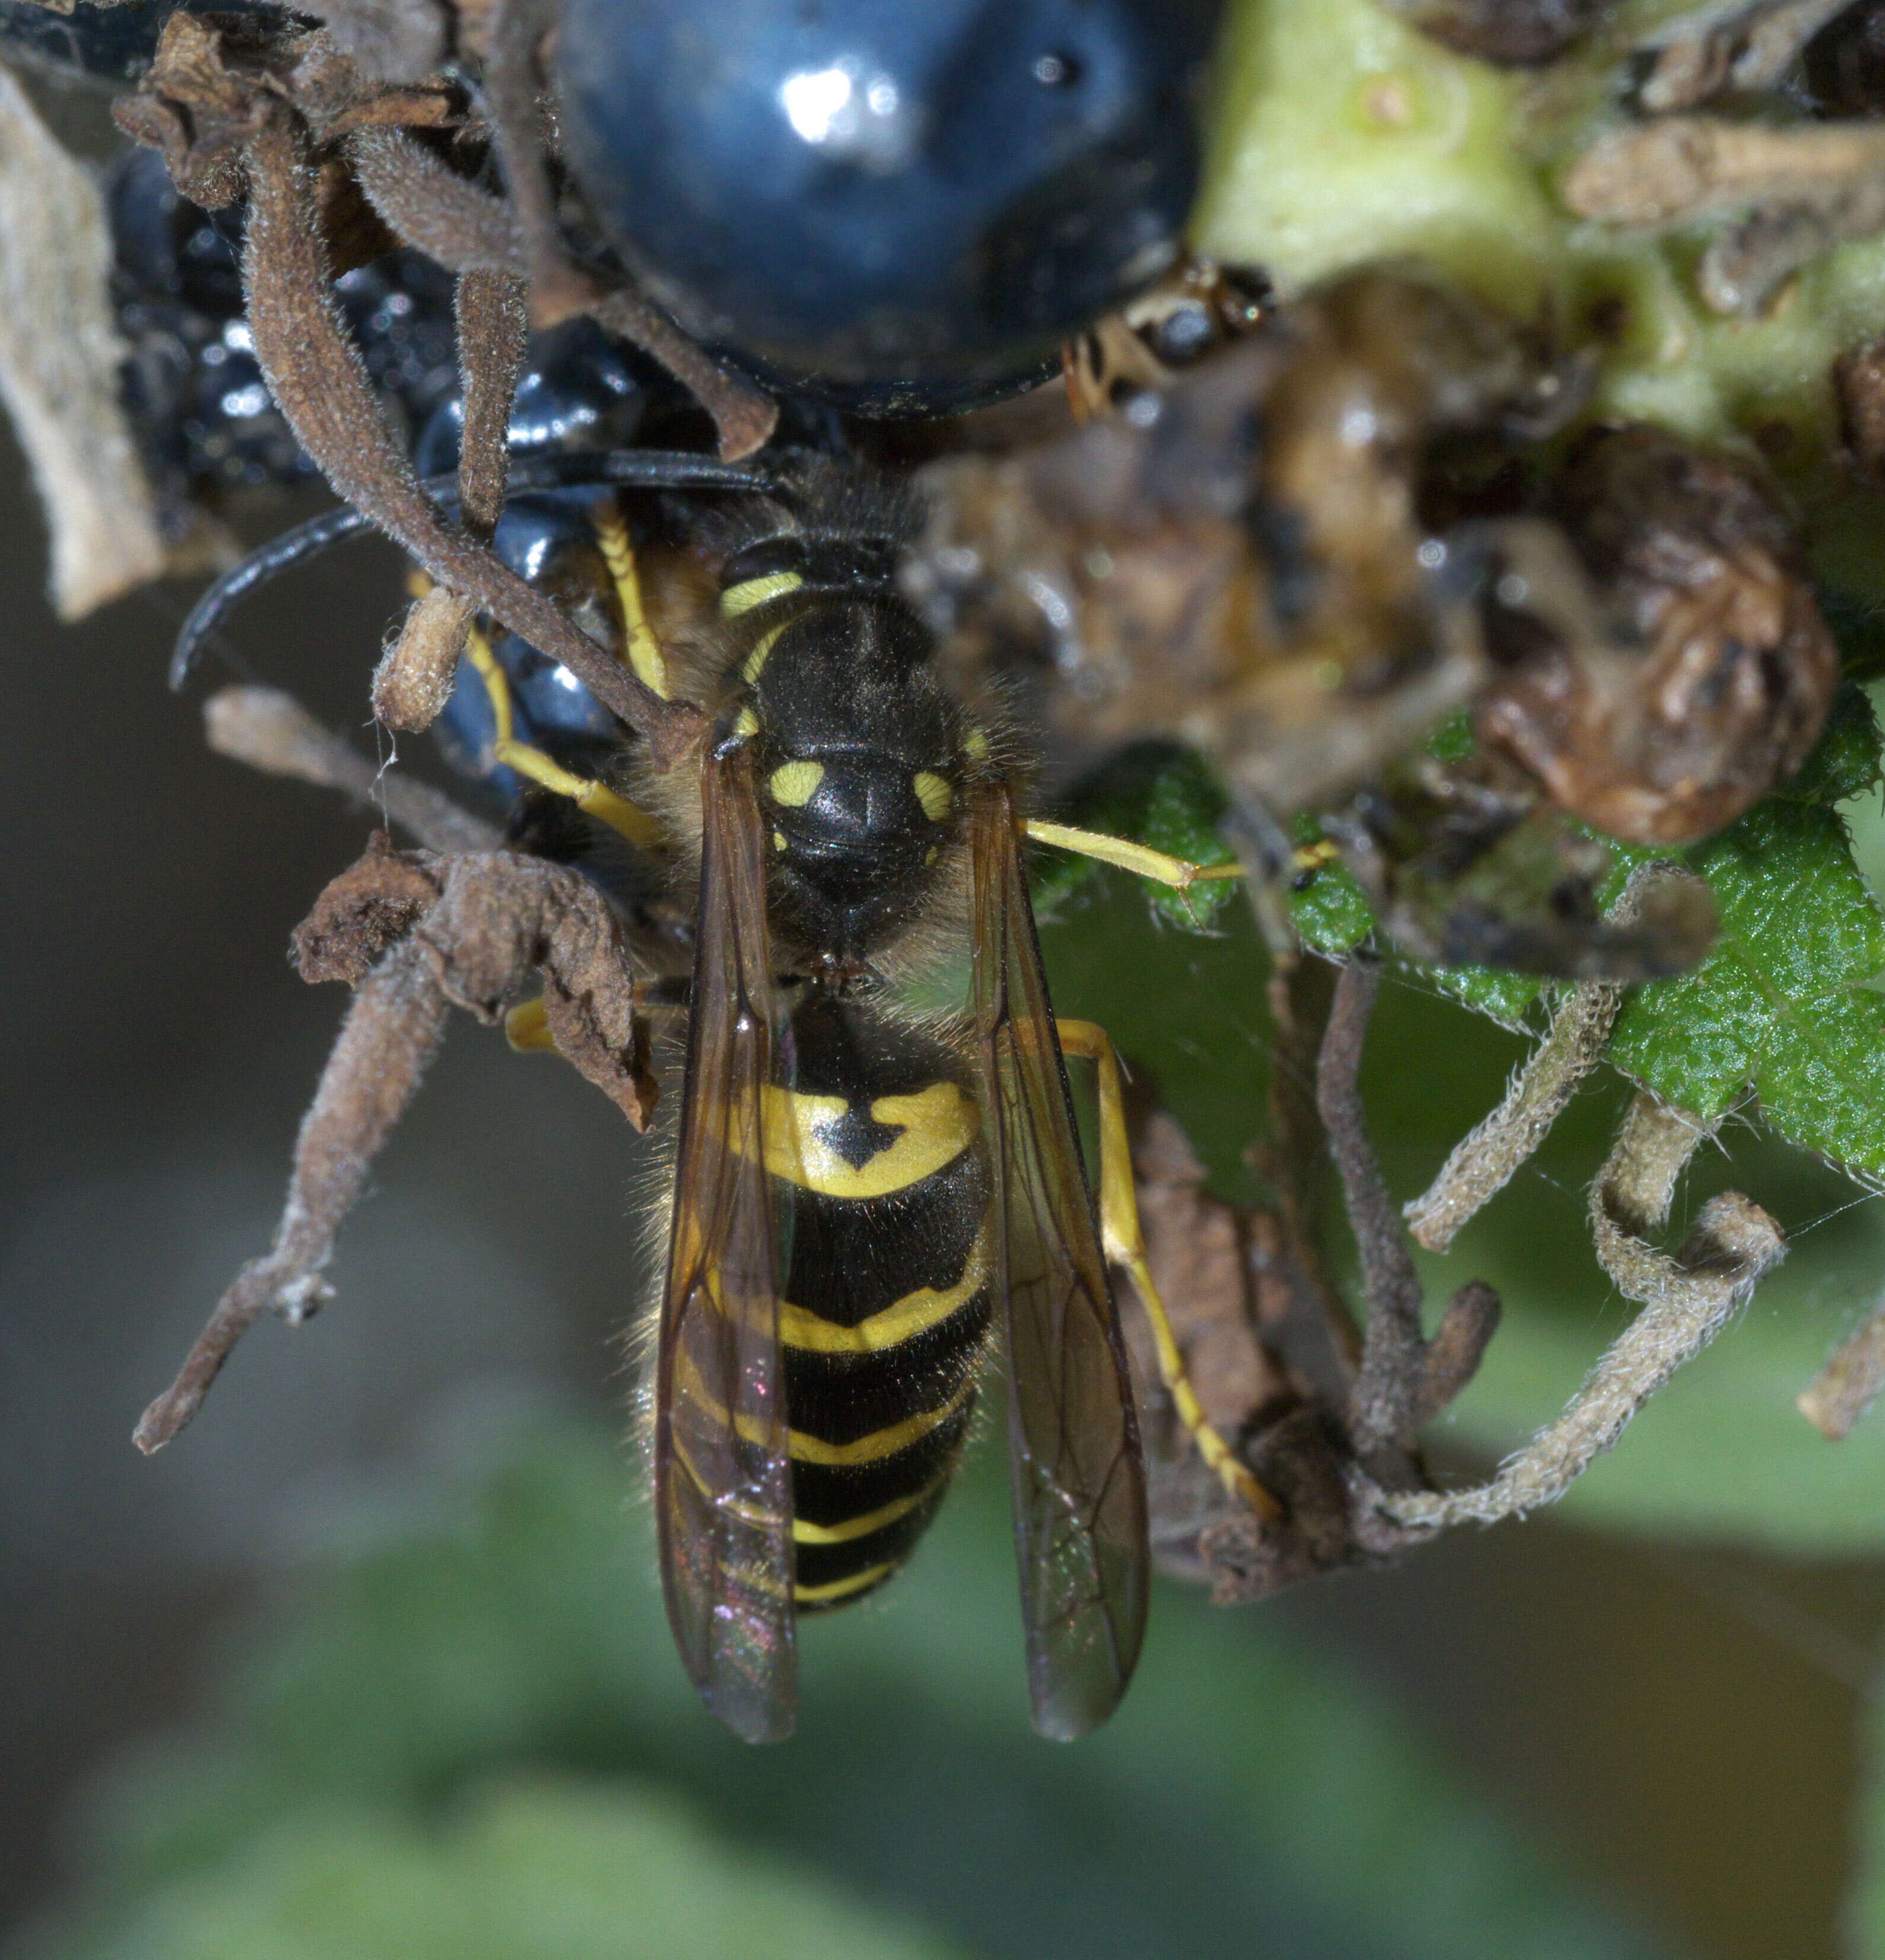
(763, 997, 992, 1609)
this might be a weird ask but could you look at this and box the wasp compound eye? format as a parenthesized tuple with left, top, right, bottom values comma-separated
(556, 0, 1226, 415)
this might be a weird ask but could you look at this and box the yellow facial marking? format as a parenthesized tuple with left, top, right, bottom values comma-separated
(912, 771, 954, 822)
(795, 1563, 896, 1605)
(721, 570, 802, 618)
(768, 758, 825, 807)
(734, 706, 760, 740)
(779, 1232, 989, 1354)
(745, 1080, 977, 1198)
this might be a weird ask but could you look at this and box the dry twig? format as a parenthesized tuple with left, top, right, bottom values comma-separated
(372, 266, 528, 729)
(1564, 115, 1885, 227)
(134, 837, 656, 1451)
(204, 684, 503, 853)
(1800, 1298, 1885, 1438)
(1376, 1090, 1785, 1530)
(1404, 863, 1690, 1252)
(235, 107, 703, 763)
(1316, 959, 1502, 1456)
(1635, 0, 1857, 112)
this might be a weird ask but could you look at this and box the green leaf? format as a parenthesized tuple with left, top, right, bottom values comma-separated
(1605, 692, 1885, 1177)
(74, 1782, 970, 1960)
(30, 1423, 1685, 1960)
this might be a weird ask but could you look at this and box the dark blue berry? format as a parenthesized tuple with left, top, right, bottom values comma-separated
(556, 0, 1224, 414)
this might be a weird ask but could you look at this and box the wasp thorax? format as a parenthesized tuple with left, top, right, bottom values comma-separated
(741, 592, 961, 960)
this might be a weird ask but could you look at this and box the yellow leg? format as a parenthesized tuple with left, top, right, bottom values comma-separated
(1025, 818, 1244, 892)
(591, 499, 671, 700)
(463, 628, 665, 851)
(1026, 817, 1338, 893)
(1056, 1018, 1283, 1521)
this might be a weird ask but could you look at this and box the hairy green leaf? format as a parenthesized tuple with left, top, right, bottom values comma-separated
(1606, 689, 1885, 1178)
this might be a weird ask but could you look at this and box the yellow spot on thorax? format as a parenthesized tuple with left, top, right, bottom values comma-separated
(768, 758, 825, 807)
(743, 1079, 977, 1199)
(963, 726, 990, 760)
(912, 771, 954, 821)
(734, 706, 760, 739)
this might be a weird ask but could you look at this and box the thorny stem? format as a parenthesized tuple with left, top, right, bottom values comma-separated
(134, 941, 450, 1452)
(239, 108, 704, 766)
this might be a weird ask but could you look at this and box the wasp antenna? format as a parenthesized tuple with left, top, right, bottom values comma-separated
(169, 451, 778, 692)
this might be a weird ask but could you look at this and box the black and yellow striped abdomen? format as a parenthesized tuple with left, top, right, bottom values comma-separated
(760, 994, 992, 1610)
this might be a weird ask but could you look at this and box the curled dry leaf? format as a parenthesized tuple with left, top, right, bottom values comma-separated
(1475, 424, 1838, 845)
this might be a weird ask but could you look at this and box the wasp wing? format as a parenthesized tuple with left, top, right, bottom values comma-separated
(655, 742, 797, 1744)
(969, 777, 1150, 1740)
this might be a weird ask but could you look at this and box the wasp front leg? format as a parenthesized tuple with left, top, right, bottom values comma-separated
(1055, 1018, 1283, 1523)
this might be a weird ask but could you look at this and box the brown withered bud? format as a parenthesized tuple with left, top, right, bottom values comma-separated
(1376, 0, 1603, 66)
(1474, 425, 1839, 846)
(1837, 338, 1885, 478)
(906, 267, 1577, 816)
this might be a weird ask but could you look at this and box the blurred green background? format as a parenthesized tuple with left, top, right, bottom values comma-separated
(6, 398, 1885, 1960)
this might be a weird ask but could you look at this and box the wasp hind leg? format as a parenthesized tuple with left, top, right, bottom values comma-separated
(1055, 1018, 1283, 1523)
(464, 626, 664, 850)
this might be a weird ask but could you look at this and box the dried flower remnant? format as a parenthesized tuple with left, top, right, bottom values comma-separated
(906, 267, 1572, 819)
(1635, 0, 1858, 112)
(1475, 424, 1839, 846)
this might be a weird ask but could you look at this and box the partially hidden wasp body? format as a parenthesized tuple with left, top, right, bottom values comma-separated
(174, 428, 1268, 1743)
(623, 458, 1150, 1742)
